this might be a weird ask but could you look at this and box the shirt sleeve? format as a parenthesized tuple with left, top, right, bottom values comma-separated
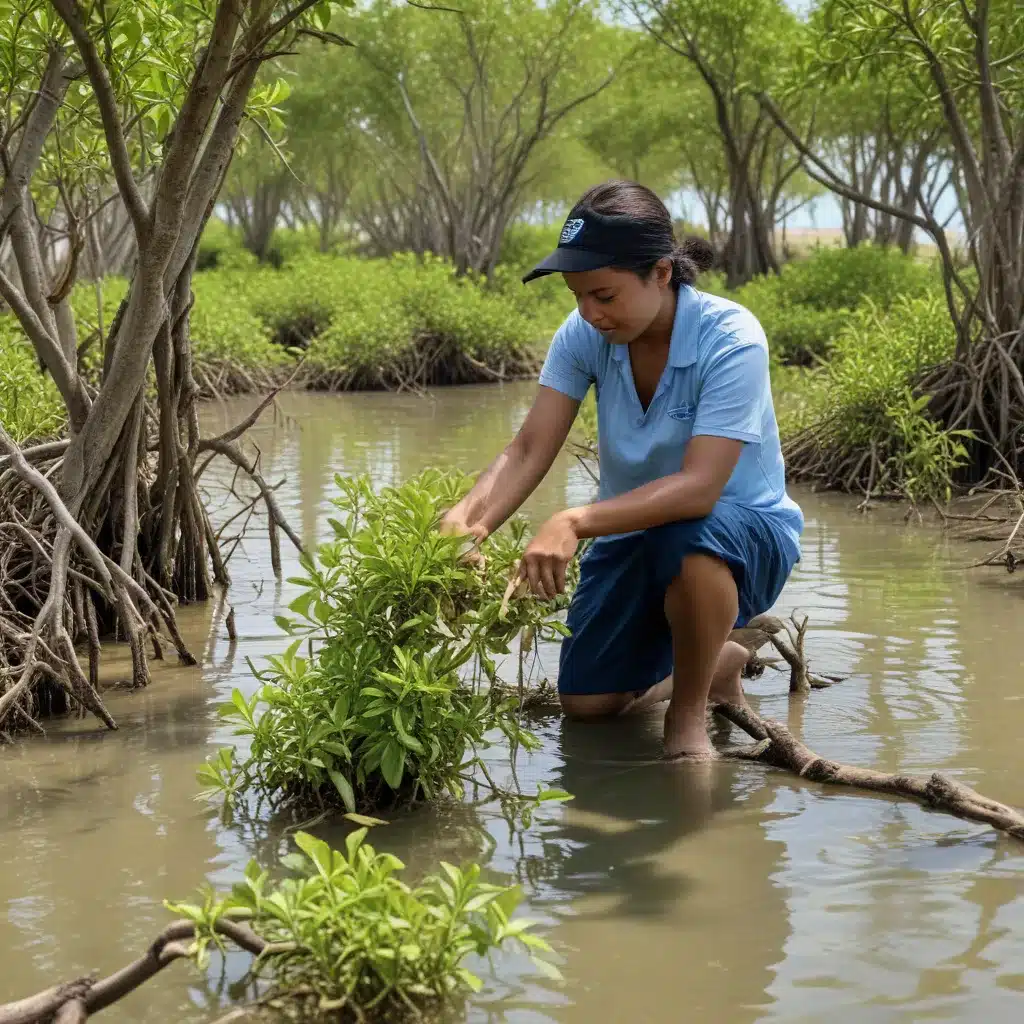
(538, 313, 594, 402)
(691, 335, 768, 444)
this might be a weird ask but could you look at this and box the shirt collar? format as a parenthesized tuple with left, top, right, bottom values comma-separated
(610, 285, 700, 367)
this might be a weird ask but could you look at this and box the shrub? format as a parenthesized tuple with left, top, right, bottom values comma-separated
(0, 323, 65, 442)
(305, 254, 541, 384)
(708, 245, 941, 365)
(717, 272, 850, 366)
(188, 253, 552, 389)
(497, 221, 561, 271)
(196, 218, 257, 272)
(778, 244, 935, 311)
(785, 293, 967, 501)
(824, 292, 954, 441)
(1, 247, 561, 437)
(169, 825, 560, 1019)
(189, 271, 289, 373)
(200, 469, 576, 818)
(492, 222, 576, 335)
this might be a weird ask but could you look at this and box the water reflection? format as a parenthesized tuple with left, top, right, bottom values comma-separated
(2, 384, 1024, 1024)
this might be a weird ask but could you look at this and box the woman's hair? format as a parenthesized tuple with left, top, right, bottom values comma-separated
(569, 179, 715, 287)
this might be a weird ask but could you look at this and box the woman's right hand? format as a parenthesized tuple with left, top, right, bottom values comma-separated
(439, 504, 489, 564)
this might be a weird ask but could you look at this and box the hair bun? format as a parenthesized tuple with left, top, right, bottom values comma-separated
(668, 235, 715, 287)
(680, 236, 715, 273)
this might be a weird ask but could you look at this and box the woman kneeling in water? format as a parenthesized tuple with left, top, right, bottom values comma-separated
(441, 180, 803, 758)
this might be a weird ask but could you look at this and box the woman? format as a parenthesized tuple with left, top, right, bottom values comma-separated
(441, 180, 803, 758)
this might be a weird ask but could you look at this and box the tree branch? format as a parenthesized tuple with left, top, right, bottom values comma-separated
(201, 361, 304, 449)
(196, 437, 304, 575)
(50, 0, 150, 239)
(0, 918, 280, 1024)
(152, 0, 244, 251)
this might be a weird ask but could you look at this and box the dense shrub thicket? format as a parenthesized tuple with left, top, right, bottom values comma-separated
(0, 327, 65, 443)
(707, 244, 940, 365)
(1, 231, 956, 502)
(782, 292, 966, 501)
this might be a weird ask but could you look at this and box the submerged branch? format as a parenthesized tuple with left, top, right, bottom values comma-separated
(713, 702, 1024, 842)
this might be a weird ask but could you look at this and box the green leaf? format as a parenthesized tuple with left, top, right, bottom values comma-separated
(314, 0, 333, 31)
(537, 788, 573, 804)
(531, 956, 564, 982)
(380, 741, 406, 790)
(345, 826, 368, 862)
(464, 891, 499, 913)
(289, 590, 316, 618)
(392, 708, 425, 753)
(343, 812, 389, 827)
(293, 831, 333, 875)
(456, 967, 483, 993)
(328, 770, 356, 813)
(280, 852, 309, 873)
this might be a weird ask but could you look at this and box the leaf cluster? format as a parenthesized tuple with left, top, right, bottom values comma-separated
(167, 825, 561, 1018)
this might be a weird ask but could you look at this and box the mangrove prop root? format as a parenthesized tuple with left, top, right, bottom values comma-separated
(0, 360, 307, 735)
(713, 702, 1024, 842)
(0, 920, 280, 1024)
(935, 487, 1024, 571)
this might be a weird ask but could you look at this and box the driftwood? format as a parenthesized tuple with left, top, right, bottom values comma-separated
(730, 612, 842, 692)
(0, 919, 289, 1024)
(713, 701, 1024, 842)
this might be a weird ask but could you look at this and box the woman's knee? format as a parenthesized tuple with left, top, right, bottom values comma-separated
(664, 552, 735, 613)
(559, 691, 634, 720)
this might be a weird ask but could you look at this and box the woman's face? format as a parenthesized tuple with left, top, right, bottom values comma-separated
(563, 260, 673, 345)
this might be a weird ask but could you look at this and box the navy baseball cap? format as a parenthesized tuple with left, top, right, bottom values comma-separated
(522, 209, 671, 284)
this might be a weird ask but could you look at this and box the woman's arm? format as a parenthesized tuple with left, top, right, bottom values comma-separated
(441, 385, 581, 540)
(519, 436, 742, 598)
(569, 434, 742, 538)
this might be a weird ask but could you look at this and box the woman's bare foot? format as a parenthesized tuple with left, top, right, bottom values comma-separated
(663, 705, 715, 758)
(707, 640, 751, 710)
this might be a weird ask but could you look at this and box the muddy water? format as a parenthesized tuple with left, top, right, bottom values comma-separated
(3, 384, 1024, 1023)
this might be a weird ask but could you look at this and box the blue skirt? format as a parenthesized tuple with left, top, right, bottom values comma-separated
(556, 502, 800, 696)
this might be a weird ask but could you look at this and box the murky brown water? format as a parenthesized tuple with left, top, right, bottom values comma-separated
(3, 384, 1024, 1023)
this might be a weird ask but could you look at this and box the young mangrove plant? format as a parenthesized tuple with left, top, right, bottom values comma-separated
(199, 470, 576, 819)
(0, 824, 561, 1022)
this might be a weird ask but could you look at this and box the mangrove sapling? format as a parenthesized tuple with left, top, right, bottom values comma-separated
(200, 470, 576, 820)
(0, 824, 561, 1022)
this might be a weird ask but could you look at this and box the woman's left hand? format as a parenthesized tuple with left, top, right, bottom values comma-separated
(520, 511, 580, 600)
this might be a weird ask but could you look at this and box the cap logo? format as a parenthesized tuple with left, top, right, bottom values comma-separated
(560, 218, 584, 244)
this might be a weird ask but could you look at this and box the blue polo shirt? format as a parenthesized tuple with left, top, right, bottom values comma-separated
(539, 284, 803, 547)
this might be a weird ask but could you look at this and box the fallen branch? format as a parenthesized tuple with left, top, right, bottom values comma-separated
(713, 702, 1024, 841)
(0, 919, 286, 1024)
